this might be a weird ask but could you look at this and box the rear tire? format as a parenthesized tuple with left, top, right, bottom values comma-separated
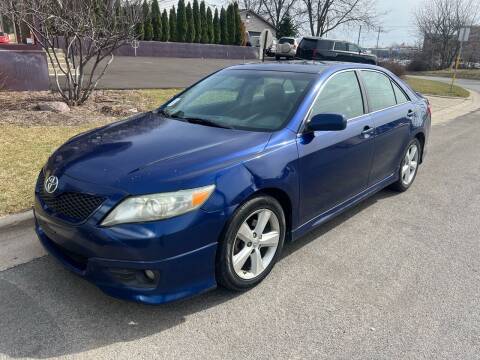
(390, 138, 422, 192)
(216, 195, 286, 291)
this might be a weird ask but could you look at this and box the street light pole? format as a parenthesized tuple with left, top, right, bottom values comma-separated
(376, 27, 381, 49)
(357, 25, 362, 45)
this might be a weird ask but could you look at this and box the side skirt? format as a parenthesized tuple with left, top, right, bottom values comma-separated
(291, 173, 398, 241)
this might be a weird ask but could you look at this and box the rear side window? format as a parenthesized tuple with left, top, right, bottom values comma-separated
(361, 71, 397, 111)
(334, 42, 347, 51)
(309, 71, 364, 120)
(392, 81, 409, 104)
(279, 38, 294, 44)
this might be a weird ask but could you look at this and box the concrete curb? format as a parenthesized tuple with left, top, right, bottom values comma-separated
(0, 210, 34, 230)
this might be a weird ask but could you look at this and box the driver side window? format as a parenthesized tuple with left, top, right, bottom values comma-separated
(309, 71, 365, 120)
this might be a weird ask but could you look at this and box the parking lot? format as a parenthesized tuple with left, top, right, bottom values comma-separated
(1, 110, 479, 359)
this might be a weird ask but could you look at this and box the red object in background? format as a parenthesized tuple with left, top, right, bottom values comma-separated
(0, 32, 10, 44)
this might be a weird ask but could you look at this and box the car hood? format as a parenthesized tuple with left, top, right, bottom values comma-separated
(46, 112, 271, 191)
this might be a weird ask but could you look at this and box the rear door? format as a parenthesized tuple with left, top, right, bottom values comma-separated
(359, 70, 412, 185)
(297, 70, 375, 222)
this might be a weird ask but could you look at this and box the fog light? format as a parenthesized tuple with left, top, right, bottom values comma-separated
(144, 269, 156, 281)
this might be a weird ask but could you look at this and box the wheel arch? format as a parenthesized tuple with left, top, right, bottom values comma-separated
(414, 131, 426, 163)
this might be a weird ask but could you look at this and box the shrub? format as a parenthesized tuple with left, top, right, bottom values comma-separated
(379, 60, 406, 77)
(407, 57, 431, 72)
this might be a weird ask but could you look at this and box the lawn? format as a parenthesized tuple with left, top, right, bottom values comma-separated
(413, 69, 480, 81)
(0, 89, 180, 217)
(405, 76, 470, 98)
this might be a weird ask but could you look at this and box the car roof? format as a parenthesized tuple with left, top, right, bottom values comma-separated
(225, 61, 378, 74)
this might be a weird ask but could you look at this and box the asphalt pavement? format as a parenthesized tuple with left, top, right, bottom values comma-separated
(0, 108, 479, 359)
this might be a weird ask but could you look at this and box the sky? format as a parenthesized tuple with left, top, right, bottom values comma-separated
(328, 0, 421, 48)
(158, 0, 421, 48)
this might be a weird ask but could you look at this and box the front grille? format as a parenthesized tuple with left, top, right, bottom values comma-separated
(38, 172, 105, 222)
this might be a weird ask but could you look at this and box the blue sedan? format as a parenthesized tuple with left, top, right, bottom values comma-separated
(34, 62, 431, 304)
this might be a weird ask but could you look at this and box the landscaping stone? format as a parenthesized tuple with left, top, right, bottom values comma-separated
(35, 101, 70, 113)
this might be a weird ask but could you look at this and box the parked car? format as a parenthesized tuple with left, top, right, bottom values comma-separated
(297, 37, 377, 64)
(34, 62, 430, 304)
(0, 32, 10, 44)
(275, 37, 299, 60)
(266, 38, 277, 57)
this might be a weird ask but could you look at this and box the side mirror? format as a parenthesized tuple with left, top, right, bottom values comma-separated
(306, 113, 347, 132)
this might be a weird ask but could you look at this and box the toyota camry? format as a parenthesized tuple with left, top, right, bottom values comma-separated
(34, 62, 431, 304)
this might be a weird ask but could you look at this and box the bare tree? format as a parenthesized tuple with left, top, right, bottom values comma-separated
(301, 0, 378, 37)
(415, 0, 479, 69)
(259, 0, 303, 28)
(0, 0, 141, 106)
(242, 0, 264, 14)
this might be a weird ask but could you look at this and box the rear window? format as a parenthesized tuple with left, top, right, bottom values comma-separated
(279, 38, 295, 45)
(0, 32, 5, 36)
(297, 39, 334, 59)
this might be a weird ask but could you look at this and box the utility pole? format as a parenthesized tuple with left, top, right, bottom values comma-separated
(375, 27, 381, 49)
(357, 25, 362, 46)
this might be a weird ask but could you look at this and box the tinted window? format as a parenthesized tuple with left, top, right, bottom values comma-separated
(309, 71, 364, 120)
(163, 70, 315, 131)
(348, 43, 360, 52)
(392, 81, 409, 104)
(361, 71, 397, 111)
(279, 38, 295, 44)
(334, 42, 347, 51)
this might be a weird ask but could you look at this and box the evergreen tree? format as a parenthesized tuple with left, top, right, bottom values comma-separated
(161, 9, 170, 41)
(220, 7, 228, 45)
(169, 6, 177, 41)
(136, 22, 145, 40)
(206, 7, 214, 44)
(234, 2, 242, 45)
(144, 18, 153, 40)
(176, 0, 187, 42)
(213, 8, 220, 44)
(151, 0, 162, 41)
(142, 0, 153, 41)
(226, 4, 235, 45)
(186, 2, 195, 42)
(192, 0, 201, 43)
(199, 1, 208, 43)
(277, 12, 296, 38)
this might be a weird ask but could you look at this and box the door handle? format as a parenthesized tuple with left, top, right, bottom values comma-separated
(407, 109, 415, 118)
(361, 126, 375, 137)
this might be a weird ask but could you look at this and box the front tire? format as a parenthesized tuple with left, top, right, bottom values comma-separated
(216, 195, 286, 291)
(390, 138, 421, 192)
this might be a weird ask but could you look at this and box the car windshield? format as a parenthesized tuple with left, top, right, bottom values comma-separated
(160, 70, 315, 131)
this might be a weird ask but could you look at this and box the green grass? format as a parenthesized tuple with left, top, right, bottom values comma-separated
(405, 76, 470, 98)
(413, 69, 480, 81)
(0, 89, 182, 217)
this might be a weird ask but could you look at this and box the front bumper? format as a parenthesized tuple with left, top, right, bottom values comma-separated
(34, 193, 228, 304)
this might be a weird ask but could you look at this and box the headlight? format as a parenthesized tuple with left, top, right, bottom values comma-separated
(101, 185, 215, 226)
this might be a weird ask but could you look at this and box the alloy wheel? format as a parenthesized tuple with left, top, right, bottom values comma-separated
(232, 209, 280, 280)
(401, 143, 419, 186)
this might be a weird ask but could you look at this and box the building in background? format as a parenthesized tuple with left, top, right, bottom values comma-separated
(239, 9, 276, 39)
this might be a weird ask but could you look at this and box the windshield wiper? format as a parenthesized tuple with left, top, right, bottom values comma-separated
(159, 110, 232, 129)
(183, 117, 233, 129)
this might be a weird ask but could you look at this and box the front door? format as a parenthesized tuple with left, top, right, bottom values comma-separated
(297, 70, 375, 223)
(359, 70, 412, 185)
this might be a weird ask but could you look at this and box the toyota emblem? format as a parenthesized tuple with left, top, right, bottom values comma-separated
(44, 175, 59, 194)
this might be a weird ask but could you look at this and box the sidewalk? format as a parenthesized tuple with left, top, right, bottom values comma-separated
(426, 88, 480, 125)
